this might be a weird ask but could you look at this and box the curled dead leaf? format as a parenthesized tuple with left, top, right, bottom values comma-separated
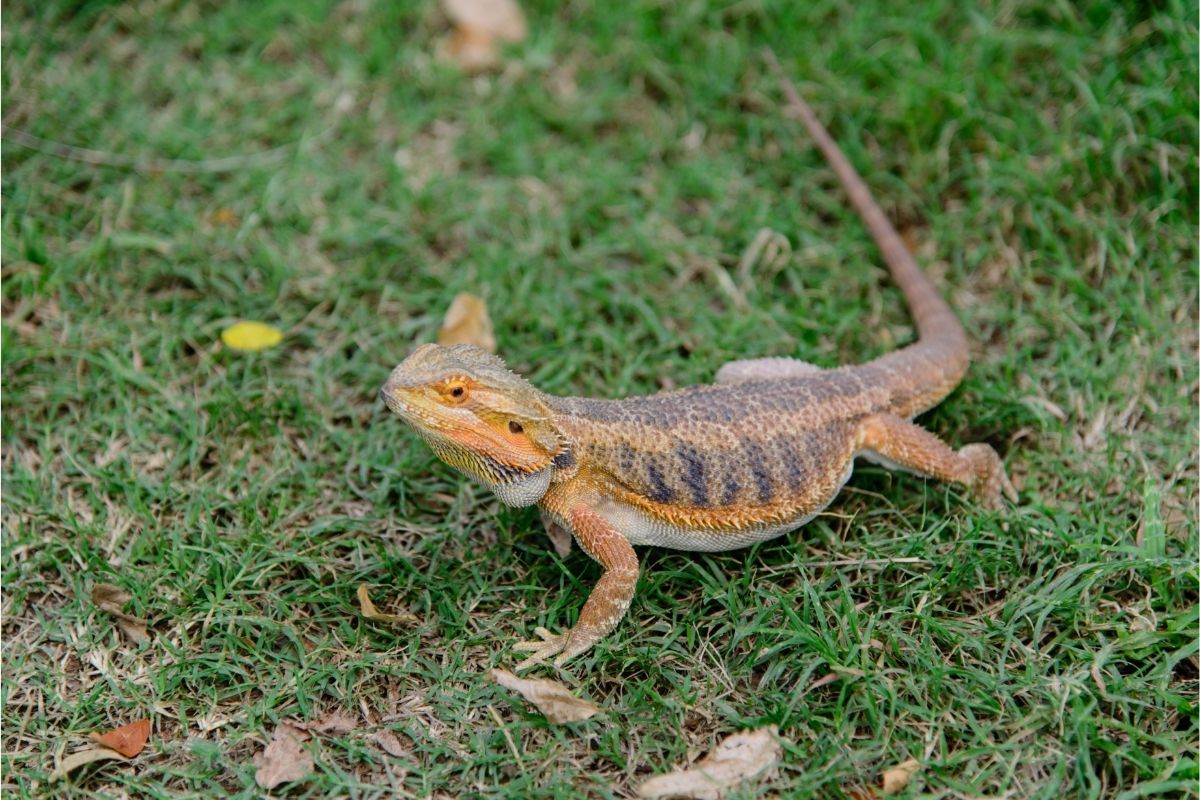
(306, 711, 359, 735)
(441, 27, 502, 72)
(637, 726, 782, 800)
(438, 0, 526, 72)
(253, 723, 313, 790)
(880, 759, 921, 795)
(356, 584, 419, 626)
(374, 728, 407, 757)
(210, 208, 240, 227)
(489, 668, 602, 724)
(545, 523, 573, 558)
(50, 747, 127, 782)
(442, 0, 526, 41)
(89, 719, 151, 758)
(90, 583, 150, 644)
(437, 293, 496, 352)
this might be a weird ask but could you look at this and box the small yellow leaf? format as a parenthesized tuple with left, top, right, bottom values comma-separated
(356, 584, 419, 626)
(221, 321, 283, 352)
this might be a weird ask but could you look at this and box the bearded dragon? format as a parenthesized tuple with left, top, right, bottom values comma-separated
(379, 64, 1015, 670)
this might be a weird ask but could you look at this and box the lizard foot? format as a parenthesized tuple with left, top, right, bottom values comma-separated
(959, 443, 1017, 510)
(513, 626, 593, 670)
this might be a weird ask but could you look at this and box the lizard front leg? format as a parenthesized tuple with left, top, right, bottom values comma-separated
(514, 503, 638, 670)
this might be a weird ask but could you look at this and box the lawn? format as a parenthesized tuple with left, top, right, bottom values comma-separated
(2, 0, 1197, 797)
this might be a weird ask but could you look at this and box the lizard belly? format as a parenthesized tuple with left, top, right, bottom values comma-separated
(595, 461, 856, 552)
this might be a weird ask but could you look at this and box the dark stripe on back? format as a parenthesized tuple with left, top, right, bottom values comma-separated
(676, 443, 709, 507)
(743, 441, 774, 503)
(618, 443, 635, 473)
(775, 436, 807, 492)
(720, 476, 741, 505)
(645, 459, 675, 503)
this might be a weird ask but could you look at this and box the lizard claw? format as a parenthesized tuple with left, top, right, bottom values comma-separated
(513, 625, 597, 670)
(513, 627, 568, 671)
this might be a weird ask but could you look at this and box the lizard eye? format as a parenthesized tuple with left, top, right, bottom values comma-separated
(446, 383, 467, 402)
(508, 420, 523, 434)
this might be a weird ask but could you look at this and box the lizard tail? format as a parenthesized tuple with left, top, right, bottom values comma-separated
(767, 52, 971, 413)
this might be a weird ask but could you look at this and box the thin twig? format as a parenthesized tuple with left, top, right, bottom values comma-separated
(802, 557, 927, 568)
(3, 124, 334, 173)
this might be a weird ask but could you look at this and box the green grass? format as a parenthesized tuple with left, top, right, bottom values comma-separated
(3, 0, 1197, 797)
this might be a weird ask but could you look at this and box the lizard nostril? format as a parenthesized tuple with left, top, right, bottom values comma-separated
(378, 387, 390, 404)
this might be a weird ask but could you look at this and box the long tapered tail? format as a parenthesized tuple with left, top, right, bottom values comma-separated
(766, 51, 970, 412)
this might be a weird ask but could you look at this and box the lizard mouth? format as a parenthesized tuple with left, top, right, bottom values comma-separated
(379, 384, 536, 486)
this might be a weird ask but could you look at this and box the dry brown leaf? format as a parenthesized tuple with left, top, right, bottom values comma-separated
(437, 293, 496, 352)
(374, 728, 407, 757)
(880, 759, 921, 795)
(443, 0, 526, 41)
(50, 747, 127, 781)
(441, 27, 502, 72)
(253, 723, 313, 790)
(90, 583, 150, 643)
(356, 584, 419, 626)
(91, 583, 131, 608)
(489, 668, 602, 724)
(307, 711, 359, 735)
(438, 0, 526, 72)
(89, 719, 150, 758)
(545, 524, 573, 558)
(210, 208, 240, 227)
(637, 726, 782, 800)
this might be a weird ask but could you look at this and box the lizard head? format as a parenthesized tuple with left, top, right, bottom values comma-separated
(379, 343, 570, 507)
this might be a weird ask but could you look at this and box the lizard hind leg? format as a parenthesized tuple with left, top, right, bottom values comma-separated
(714, 357, 822, 384)
(856, 413, 1015, 510)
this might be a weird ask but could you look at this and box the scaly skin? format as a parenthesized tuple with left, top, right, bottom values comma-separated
(379, 61, 1015, 670)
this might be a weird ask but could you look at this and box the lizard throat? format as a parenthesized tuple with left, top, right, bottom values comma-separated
(422, 436, 551, 506)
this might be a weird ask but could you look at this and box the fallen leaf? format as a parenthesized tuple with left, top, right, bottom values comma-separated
(210, 208, 240, 227)
(357, 584, 419, 626)
(437, 293, 496, 352)
(438, 0, 526, 72)
(880, 759, 921, 795)
(253, 723, 313, 790)
(90, 583, 150, 644)
(545, 524, 573, 558)
(443, 0, 526, 40)
(50, 747, 127, 781)
(221, 321, 283, 352)
(489, 668, 602, 724)
(442, 26, 502, 72)
(89, 719, 151, 758)
(637, 726, 782, 800)
(374, 728, 407, 757)
(307, 711, 359, 735)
